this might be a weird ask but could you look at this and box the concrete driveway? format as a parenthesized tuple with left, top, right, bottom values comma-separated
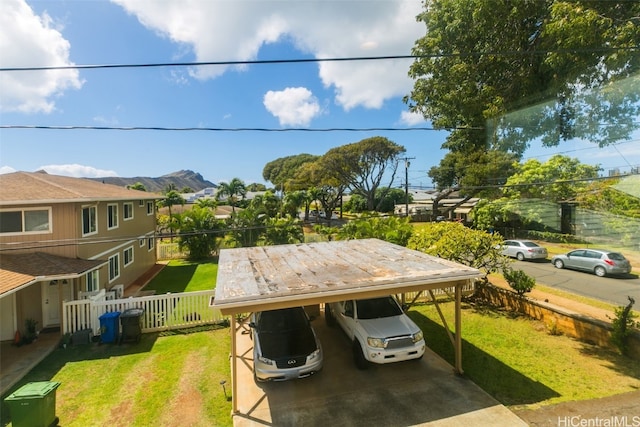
(232, 312, 527, 427)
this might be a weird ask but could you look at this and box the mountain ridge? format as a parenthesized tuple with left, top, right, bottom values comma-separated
(89, 170, 216, 193)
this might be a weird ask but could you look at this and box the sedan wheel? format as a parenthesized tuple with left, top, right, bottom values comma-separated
(594, 266, 607, 277)
(516, 252, 525, 261)
(554, 259, 564, 269)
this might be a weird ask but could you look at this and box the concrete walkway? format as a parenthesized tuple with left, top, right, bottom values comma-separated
(232, 315, 527, 427)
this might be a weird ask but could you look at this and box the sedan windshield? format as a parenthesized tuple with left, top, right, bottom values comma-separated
(356, 297, 403, 320)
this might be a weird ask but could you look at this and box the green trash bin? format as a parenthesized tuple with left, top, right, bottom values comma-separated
(4, 381, 60, 427)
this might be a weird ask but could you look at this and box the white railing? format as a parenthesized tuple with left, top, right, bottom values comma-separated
(63, 290, 223, 336)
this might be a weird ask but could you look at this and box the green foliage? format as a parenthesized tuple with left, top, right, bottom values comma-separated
(576, 179, 640, 219)
(610, 297, 638, 356)
(407, 222, 508, 275)
(262, 154, 319, 191)
(249, 190, 281, 218)
(407, 0, 640, 192)
(223, 207, 266, 248)
(336, 215, 413, 246)
(178, 206, 224, 260)
(343, 194, 367, 213)
(258, 217, 304, 246)
(502, 268, 536, 295)
(126, 182, 147, 191)
(504, 155, 601, 201)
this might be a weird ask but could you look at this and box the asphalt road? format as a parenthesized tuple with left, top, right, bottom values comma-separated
(512, 259, 640, 307)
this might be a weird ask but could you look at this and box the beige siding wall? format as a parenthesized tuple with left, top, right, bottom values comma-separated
(4, 199, 158, 295)
(0, 203, 77, 258)
(75, 200, 157, 294)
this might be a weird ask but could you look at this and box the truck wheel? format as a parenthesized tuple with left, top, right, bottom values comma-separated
(353, 340, 369, 370)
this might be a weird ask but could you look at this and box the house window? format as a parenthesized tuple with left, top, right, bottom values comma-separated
(146, 201, 154, 215)
(86, 270, 99, 292)
(147, 236, 155, 251)
(0, 208, 51, 234)
(139, 200, 144, 207)
(107, 204, 119, 229)
(139, 238, 145, 248)
(82, 205, 97, 236)
(123, 202, 134, 220)
(108, 253, 120, 282)
(124, 246, 134, 267)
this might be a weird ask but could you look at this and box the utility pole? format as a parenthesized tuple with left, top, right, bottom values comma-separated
(402, 157, 415, 218)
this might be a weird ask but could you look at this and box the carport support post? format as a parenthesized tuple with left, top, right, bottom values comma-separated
(230, 315, 238, 414)
(454, 282, 463, 375)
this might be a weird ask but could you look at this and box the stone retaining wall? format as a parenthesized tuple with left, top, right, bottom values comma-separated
(473, 283, 640, 360)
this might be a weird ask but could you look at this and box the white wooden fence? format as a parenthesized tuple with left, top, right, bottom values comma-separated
(62, 290, 223, 336)
(62, 282, 475, 338)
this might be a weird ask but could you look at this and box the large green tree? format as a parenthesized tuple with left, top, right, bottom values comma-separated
(263, 154, 320, 192)
(321, 136, 406, 210)
(407, 0, 640, 192)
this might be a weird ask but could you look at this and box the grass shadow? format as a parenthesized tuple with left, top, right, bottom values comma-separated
(577, 342, 640, 380)
(408, 310, 560, 406)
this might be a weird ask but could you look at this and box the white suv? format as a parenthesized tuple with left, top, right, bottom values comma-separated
(325, 296, 425, 369)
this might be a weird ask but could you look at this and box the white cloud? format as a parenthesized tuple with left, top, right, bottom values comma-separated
(399, 110, 426, 126)
(111, 0, 424, 111)
(0, 166, 17, 174)
(263, 87, 321, 126)
(0, 0, 83, 113)
(41, 164, 119, 178)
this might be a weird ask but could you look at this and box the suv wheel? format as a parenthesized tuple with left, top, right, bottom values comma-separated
(353, 340, 369, 370)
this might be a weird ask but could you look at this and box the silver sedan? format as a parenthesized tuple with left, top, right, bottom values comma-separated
(501, 240, 548, 261)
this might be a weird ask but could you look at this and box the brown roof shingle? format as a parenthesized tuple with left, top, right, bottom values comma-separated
(0, 171, 162, 205)
(0, 252, 106, 295)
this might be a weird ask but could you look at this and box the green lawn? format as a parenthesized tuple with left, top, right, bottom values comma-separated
(408, 301, 640, 409)
(4, 257, 640, 426)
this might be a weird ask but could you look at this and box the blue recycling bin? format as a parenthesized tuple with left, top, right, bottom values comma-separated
(99, 311, 120, 343)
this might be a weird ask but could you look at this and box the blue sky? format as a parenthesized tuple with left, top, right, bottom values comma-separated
(1, 0, 638, 188)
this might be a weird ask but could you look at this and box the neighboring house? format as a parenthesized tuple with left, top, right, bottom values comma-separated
(394, 197, 480, 222)
(0, 171, 163, 341)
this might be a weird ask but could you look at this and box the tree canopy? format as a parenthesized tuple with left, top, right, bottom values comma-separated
(262, 154, 319, 191)
(407, 0, 640, 191)
(320, 136, 405, 210)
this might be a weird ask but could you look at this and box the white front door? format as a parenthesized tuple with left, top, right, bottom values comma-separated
(42, 281, 71, 327)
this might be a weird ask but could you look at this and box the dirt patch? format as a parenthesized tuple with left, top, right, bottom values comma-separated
(157, 351, 207, 426)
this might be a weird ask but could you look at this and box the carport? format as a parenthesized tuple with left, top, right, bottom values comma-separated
(213, 238, 483, 415)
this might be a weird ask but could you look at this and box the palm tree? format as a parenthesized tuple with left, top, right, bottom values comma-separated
(159, 190, 185, 241)
(216, 178, 247, 213)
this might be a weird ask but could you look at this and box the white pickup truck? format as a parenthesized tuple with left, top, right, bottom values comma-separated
(325, 296, 426, 369)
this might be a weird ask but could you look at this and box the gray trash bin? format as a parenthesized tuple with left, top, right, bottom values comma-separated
(119, 308, 145, 344)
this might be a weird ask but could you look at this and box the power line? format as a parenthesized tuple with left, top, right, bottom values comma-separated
(1, 46, 638, 72)
(0, 125, 483, 132)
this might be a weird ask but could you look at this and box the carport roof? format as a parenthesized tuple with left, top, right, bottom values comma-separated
(213, 238, 482, 315)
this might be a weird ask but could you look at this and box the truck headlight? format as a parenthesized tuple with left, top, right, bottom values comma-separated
(367, 337, 386, 348)
(412, 330, 424, 343)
